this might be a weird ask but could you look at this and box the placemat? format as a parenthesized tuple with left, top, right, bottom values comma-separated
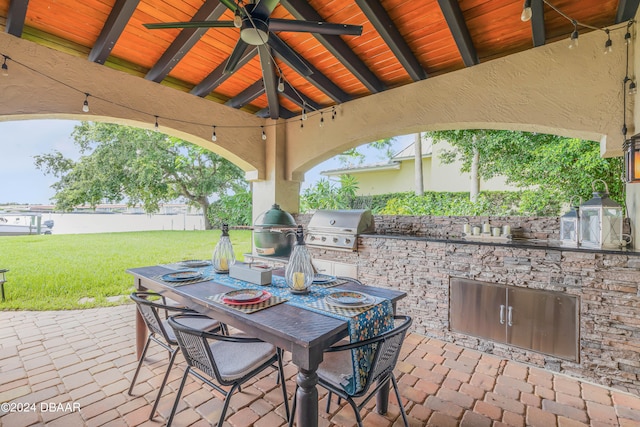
(206, 293, 289, 314)
(153, 273, 213, 287)
(313, 278, 349, 288)
(306, 295, 383, 316)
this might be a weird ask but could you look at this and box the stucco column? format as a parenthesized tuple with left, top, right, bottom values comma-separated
(251, 120, 301, 221)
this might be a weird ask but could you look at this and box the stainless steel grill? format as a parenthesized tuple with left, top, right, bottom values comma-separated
(305, 209, 374, 251)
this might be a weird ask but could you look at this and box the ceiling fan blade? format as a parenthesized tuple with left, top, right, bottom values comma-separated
(252, 0, 281, 16)
(258, 44, 280, 119)
(268, 35, 313, 76)
(143, 21, 235, 30)
(224, 39, 251, 74)
(269, 19, 362, 36)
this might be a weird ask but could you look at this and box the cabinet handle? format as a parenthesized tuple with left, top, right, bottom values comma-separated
(499, 304, 505, 324)
(507, 306, 513, 327)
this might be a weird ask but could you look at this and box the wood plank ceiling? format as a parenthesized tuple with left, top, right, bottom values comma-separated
(1, 0, 638, 120)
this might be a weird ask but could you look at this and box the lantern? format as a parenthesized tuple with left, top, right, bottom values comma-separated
(579, 180, 624, 249)
(624, 135, 640, 183)
(560, 198, 580, 247)
(212, 223, 236, 273)
(285, 225, 314, 294)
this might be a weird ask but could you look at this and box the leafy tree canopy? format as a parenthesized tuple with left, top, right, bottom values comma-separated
(34, 122, 247, 229)
(425, 130, 625, 209)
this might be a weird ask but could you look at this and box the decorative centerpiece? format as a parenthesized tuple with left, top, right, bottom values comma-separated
(212, 223, 236, 273)
(579, 180, 624, 249)
(285, 225, 314, 294)
(560, 197, 580, 247)
(462, 222, 512, 243)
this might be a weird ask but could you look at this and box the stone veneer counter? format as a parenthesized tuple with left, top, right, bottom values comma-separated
(307, 233, 640, 394)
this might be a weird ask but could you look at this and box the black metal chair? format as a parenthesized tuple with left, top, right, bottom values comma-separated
(166, 313, 290, 427)
(128, 291, 222, 421)
(289, 315, 413, 427)
(0, 269, 8, 301)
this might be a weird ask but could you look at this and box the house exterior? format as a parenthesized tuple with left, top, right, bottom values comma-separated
(321, 137, 518, 196)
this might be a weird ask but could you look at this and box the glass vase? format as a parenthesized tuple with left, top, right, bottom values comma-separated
(285, 225, 314, 294)
(212, 223, 236, 273)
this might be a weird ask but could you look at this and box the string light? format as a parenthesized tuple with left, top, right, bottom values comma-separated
(1, 55, 8, 77)
(604, 30, 613, 54)
(629, 81, 637, 95)
(277, 75, 285, 93)
(82, 93, 90, 113)
(0, 50, 346, 138)
(520, 0, 532, 22)
(568, 21, 579, 49)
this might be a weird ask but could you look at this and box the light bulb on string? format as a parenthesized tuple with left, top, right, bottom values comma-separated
(629, 81, 637, 95)
(520, 0, 532, 22)
(154, 116, 159, 132)
(261, 126, 267, 140)
(1, 55, 8, 77)
(233, 7, 242, 28)
(277, 76, 284, 93)
(625, 27, 632, 45)
(604, 30, 612, 54)
(300, 119, 304, 130)
(319, 112, 324, 128)
(568, 23, 579, 49)
(211, 125, 217, 142)
(332, 106, 337, 121)
(301, 104, 307, 121)
(82, 93, 90, 113)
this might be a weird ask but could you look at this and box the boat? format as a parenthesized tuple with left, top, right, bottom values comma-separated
(0, 213, 54, 236)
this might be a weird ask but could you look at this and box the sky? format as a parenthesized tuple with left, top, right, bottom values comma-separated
(0, 119, 413, 204)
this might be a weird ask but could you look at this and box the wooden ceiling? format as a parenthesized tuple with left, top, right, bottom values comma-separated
(0, 0, 638, 120)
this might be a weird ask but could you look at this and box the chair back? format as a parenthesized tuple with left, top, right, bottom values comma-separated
(327, 315, 412, 396)
(130, 292, 176, 343)
(168, 314, 225, 381)
(366, 315, 412, 388)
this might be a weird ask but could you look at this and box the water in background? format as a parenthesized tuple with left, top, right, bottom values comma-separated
(43, 213, 206, 235)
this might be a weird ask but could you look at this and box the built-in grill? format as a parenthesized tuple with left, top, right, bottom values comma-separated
(305, 209, 375, 251)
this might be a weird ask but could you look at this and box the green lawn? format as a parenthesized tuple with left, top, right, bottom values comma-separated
(0, 230, 253, 311)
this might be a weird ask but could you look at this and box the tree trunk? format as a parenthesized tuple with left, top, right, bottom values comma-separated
(470, 135, 480, 202)
(198, 197, 213, 230)
(414, 133, 424, 196)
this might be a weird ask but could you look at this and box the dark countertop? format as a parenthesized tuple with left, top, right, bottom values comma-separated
(360, 233, 640, 256)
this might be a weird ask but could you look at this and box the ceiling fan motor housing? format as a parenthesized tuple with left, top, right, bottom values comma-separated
(240, 4, 270, 45)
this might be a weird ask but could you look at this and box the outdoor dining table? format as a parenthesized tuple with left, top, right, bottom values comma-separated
(127, 264, 407, 427)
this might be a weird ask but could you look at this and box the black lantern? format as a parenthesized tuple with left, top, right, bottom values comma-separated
(624, 135, 640, 183)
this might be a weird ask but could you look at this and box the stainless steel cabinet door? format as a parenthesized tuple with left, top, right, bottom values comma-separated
(507, 287, 579, 361)
(450, 278, 507, 343)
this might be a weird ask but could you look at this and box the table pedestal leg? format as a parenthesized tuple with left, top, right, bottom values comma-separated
(135, 308, 146, 359)
(376, 379, 390, 414)
(296, 368, 319, 427)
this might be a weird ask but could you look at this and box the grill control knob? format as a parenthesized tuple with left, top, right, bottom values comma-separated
(345, 238, 351, 244)
(310, 235, 316, 241)
(321, 236, 327, 242)
(333, 237, 338, 243)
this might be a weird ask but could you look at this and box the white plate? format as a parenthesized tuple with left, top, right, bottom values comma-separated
(313, 274, 336, 284)
(325, 291, 375, 308)
(179, 260, 211, 268)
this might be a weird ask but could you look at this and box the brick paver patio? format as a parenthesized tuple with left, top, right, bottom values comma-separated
(1, 305, 640, 426)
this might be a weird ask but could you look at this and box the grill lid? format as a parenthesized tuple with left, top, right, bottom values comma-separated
(305, 209, 374, 251)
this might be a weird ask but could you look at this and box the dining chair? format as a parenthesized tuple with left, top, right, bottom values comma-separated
(128, 291, 222, 421)
(288, 315, 413, 427)
(166, 313, 290, 427)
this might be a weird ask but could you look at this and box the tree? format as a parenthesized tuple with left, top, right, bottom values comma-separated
(34, 122, 247, 229)
(424, 129, 624, 208)
(337, 138, 396, 166)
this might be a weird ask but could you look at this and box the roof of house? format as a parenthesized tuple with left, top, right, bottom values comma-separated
(321, 139, 432, 176)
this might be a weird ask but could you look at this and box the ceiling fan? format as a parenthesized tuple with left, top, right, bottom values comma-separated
(144, 0, 363, 119)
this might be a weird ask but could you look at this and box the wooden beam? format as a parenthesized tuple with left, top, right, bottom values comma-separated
(280, 83, 323, 111)
(145, 1, 227, 82)
(89, 0, 140, 64)
(256, 106, 296, 119)
(616, 0, 640, 23)
(268, 34, 351, 104)
(280, 0, 386, 93)
(224, 79, 265, 108)
(355, 0, 427, 81)
(5, 0, 29, 37)
(190, 47, 258, 97)
(437, 0, 479, 67)
(531, 0, 545, 47)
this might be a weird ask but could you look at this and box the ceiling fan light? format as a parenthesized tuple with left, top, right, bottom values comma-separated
(240, 19, 269, 45)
